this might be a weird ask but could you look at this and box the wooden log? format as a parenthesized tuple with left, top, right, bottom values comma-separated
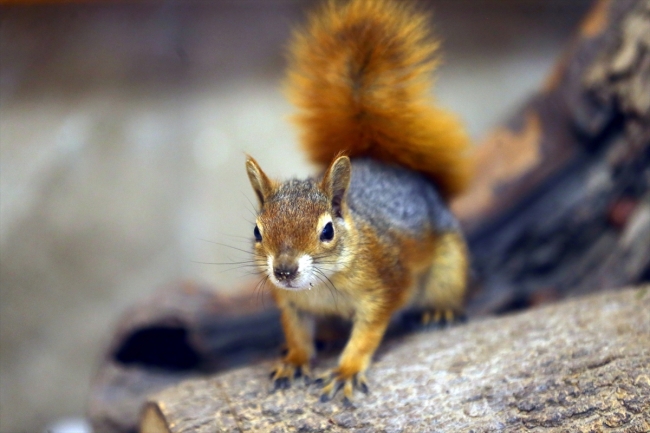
(87, 282, 436, 433)
(87, 281, 282, 433)
(454, 0, 650, 231)
(456, 0, 650, 315)
(140, 287, 650, 433)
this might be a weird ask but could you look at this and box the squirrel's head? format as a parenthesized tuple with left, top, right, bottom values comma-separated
(245, 155, 352, 291)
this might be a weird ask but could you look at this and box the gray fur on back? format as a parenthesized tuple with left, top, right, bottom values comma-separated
(347, 158, 459, 234)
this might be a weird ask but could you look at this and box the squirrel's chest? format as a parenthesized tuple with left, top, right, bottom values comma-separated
(281, 284, 356, 318)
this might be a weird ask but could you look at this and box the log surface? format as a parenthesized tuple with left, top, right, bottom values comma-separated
(142, 287, 650, 433)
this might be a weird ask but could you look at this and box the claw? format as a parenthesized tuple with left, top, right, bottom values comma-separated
(269, 362, 311, 391)
(314, 369, 369, 402)
(272, 377, 290, 391)
(359, 381, 369, 395)
(403, 308, 466, 330)
(431, 308, 465, 326)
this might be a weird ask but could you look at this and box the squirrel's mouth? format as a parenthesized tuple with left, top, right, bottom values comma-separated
(269, 271, 316, 291)
(273, 280, 313, 291)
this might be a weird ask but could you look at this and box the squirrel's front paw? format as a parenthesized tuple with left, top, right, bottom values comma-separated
(314, 369, 369, 405)
(270, 362, 311, 391)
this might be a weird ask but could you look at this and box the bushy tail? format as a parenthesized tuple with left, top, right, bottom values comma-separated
(286, 0, 472, 199)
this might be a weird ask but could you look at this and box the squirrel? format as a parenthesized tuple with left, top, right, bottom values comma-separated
(245, 0, 472, 403)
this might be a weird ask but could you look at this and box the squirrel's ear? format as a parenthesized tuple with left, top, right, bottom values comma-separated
(322, 156, 351, 218)
(246, 156, 273, 207)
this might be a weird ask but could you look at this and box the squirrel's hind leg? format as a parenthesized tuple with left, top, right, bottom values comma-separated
(408, 231, 469, 328)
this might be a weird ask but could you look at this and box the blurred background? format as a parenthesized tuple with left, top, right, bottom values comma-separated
(0, 0, 593, 432)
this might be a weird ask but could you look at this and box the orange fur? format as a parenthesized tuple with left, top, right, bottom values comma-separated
(286, 0, 472, 199)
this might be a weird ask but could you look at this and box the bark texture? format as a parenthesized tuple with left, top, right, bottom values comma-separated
(141, 287, 650, 433)
(87, 282, 281, 433)
(456, 0, 650, 315)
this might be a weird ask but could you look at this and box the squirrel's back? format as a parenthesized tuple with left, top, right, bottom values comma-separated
(286, 0, 472, 200)
(347, 158, 458, 235)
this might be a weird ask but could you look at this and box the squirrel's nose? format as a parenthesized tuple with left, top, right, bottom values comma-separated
(274, 263, 298, 281)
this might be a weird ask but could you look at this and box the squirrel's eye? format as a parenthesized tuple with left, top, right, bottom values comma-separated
(254, 225, 262, 242)
(320, 222, 334, 242)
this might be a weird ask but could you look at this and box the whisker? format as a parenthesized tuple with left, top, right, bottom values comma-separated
(191, 260, 265, 266)
(313, 260, 353, 273)
(196, 238, 256, 256)
(206, 230, 253, 243)
(313, 267, 339, 292)
(224, 266, 266, 274)
(254, 274, 271, 309)
(241, 191, 259, 218)
(312, 267, 341, 312)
